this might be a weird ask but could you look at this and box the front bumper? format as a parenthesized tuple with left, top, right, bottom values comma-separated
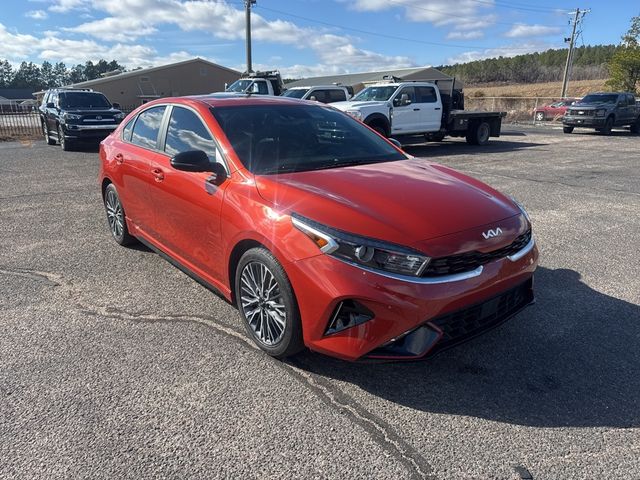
(563, 115, 605, 127)
(286, 239, 538, 361)
(62, 123, 119, 141)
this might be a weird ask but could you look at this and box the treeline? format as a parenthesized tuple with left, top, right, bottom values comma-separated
(439, 45, 618, 85)
(0, 59, 127, 91)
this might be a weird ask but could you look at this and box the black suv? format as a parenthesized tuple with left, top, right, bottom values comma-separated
(39, 88, 125, 150)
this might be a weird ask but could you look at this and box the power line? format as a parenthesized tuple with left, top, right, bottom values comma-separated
(560, 8, 590, 98)
(255, 5, 563, 51)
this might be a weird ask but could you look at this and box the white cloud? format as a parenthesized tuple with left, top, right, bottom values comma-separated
(26, 10, 48, 20)
(504, 24, 562, 38)
(49, 0, 89, 13)
(446, 30, 484, 40)
(447, 42, 552, 64)
(65, 17, 157, 42)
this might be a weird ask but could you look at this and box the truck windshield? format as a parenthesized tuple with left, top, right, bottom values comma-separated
(282, 89, 309, 99)
(580, 94, 618, 104)
(226, 79, 254, 93)
(211, 104, 406, 175)
(59, 92, 111, 109)
(352, 86, 398, 102)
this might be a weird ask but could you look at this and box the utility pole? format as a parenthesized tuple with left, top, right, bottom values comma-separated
(560, 8, 589, 98)
(245, 0, 257, 74)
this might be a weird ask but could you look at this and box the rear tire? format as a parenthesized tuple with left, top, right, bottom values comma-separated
(235, 247, 304, 359)
(103, 183, 136, 246)
(563, 126, 574, 134)
(630, 117, 640, 134)
(466, 121, 490, 145)
(535, 112, 545, 122)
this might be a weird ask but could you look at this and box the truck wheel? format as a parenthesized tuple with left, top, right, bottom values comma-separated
(466, 122, 490, 146)
(563, 126, 574, 134)
(600, 116, 614, 135)
(630, 117, 640, 134)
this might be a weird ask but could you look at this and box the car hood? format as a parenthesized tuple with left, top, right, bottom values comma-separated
(255, 158, 520, 246)
(331, 100, 388, 111)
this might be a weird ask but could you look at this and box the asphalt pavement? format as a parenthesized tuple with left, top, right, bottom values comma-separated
(1, 125, 639, 479)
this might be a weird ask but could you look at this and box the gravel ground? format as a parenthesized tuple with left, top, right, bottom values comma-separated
(1, 125, 638, 479)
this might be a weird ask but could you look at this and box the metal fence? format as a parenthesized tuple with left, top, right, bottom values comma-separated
(0, 104, 138, 139)
(465, 96, 570, 124)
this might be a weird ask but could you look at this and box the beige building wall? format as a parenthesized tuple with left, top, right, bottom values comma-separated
(66, 59, 240, 108)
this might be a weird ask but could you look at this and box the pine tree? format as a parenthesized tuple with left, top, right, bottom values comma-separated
(0, 60, 13, 88)
(606, 16, 640, 93)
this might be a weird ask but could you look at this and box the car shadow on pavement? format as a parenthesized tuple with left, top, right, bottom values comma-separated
(402, 139, 544, 158)
(292, 266, 640, 428)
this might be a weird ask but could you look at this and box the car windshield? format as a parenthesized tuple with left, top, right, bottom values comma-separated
(226, 79, 254, 93)
(59, 92, 111, 109)
(282, 89, 309, 99)
(580, 94, 618, 104)
(352, 86, 398, 102)
(211, 104, 406, 175)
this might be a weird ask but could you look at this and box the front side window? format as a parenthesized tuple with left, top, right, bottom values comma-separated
(393, 87, 416, 107)
(131, 106, 166, 150)
(310, 90, 328, 103)
(211, 104, 406, 175)
(580, 94, 618, 104)
(165, 106, 217, 160)
(415, 86, 437, 103)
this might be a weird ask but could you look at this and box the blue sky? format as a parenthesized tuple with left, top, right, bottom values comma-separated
(1, 0, 638, 77)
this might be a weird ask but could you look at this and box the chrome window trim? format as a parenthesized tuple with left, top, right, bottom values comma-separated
(507, 236, 535, 262)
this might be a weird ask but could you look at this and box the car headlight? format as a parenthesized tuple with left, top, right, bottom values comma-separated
(595, 109, 606, 117)
(345, 110, 363, 121)
(291, 214, 430, 277)
(114, 112, 125, 120)
(509, 196, 531, 223)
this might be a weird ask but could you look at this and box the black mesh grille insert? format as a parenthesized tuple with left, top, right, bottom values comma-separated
(429, 279, 533, 354)
(423, 229, 531, 277)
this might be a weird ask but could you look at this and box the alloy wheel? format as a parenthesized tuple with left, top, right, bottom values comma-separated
(105, 189, 124, 240)
(239, 261, 287, 346)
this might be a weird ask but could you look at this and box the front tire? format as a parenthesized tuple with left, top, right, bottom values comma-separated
(630, 117, 640, 134)
(600, 116, 614, 135)
(43, 121, 56, 145)
(58, 125, 73, 151)
(235, 247, 303, 359)
(563, 126, 574, 134)
(535, 112, 545, 122)
(103, 183, 136, 246)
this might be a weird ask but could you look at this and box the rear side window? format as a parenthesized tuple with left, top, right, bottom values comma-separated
(122, 118, 135, 142)
(164, 106, 217, 158)
(327, 90, 347, 103)
(416, 86, 437, 103)
(131, 106, 166, 150)
(309, 90, 328, 103)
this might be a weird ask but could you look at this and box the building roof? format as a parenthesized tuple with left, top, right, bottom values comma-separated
(65, 58, 240, 89)
(285, 66, 456, 88)
(0, 88, 36, 100)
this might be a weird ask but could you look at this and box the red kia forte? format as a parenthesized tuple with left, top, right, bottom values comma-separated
(99, 95, 538, 361)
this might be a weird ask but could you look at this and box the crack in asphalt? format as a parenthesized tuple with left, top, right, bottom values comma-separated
(78, 304, 436, 479)
(0, 266, 62, 287)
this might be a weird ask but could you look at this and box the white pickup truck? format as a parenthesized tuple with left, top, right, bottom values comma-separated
(332, 81, 506, 145)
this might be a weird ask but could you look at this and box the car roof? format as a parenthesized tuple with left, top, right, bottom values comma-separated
(154, 94, 319, 109)
(288, 85, 347, 90)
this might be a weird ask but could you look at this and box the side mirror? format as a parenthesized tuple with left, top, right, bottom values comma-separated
(171, 150, 212, 172)
(401, 93, 411, 106)
(206, 162, 228, 187)
(46, 102, 55, 108)
(112, 102, 121, 109)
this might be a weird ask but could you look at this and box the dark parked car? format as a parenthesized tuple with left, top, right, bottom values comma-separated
(534, 99, 577, 121)
(39, 88, 125, 151)
(563, 92, 640, 135)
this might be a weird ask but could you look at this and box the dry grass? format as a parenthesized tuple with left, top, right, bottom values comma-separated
(466, 79, 608, 99)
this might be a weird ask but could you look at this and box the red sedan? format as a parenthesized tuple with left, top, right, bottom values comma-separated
(99, 95, 538, 361)
(534, 99, 578, 121)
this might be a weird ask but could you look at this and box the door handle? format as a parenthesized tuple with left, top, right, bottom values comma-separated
(151, 168, 164, 182)
(413, 108, 421, 111)
(115, 153, 124, 165)
(435, 107, 441, 110)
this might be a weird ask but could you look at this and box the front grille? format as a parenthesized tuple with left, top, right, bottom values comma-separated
(429, 279, 533, 354)
(568, 109, 594, 116)
(422, 229, 531, 277)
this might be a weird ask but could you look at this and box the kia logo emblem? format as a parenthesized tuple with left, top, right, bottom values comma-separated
(482, 228, 503, 239)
